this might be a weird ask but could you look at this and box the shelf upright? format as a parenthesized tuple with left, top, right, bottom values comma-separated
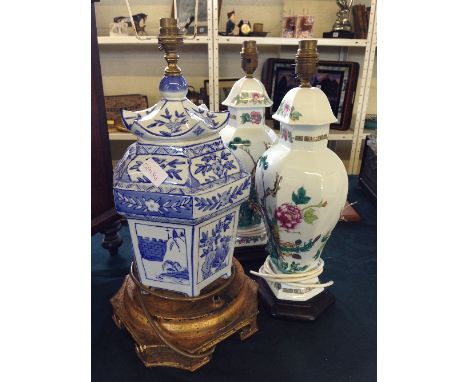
(349, 0, 378, 174)
(211, 0, 220, 111)
(207, 0, 216, 111)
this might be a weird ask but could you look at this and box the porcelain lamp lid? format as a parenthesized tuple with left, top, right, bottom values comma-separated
(222, 77, 273, 108)
(121, 76, 229, 141)
(273, 86, 337, 126)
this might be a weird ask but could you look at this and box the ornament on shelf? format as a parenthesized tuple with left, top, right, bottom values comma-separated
(109, 21, 129, 36)
(323, 0, 355, 38)
(220, 41, 277, 248)
(251, 40, 348, 320)
(238, 19, 252, 36)
(295, 15, 314, 38)
(110, 17, 259, 370)
(112, 13, 148, 36)
(282, 12, 296, 38)
(226, 10, 237, 35)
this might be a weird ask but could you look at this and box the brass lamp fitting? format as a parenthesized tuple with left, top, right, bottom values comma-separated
(241, 41, 258, 78)
(158, 18, 184, 76)
(295, 40, 319, 88)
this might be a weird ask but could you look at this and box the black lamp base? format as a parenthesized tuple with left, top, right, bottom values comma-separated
(257, 277, 335, 321)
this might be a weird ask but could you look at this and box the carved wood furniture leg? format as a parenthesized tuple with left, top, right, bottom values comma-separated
(101, 220, 123, 256)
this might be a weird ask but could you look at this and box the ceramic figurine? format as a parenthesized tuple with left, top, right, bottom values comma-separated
(113, 13, 148, 35)
(220, 41, 276, 248)
(226, 10, 236, 35)
(113, 19, 250, 297)
(109, 21, 129, 36)
(238, 19, 252, 36)
(253, 40, 348, 302)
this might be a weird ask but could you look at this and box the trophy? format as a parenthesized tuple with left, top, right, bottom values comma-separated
(323, 0, 354, 38)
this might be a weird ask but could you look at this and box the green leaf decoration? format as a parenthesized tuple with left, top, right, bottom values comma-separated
(303, 208, 318, 224)
(290, 106, 302, 121)
(313, 249, 322, 260)
(228, 137, 251, 150)
(279, 261, 288, 272)
(292, 186, 311, 205)
(258, 155, 269, 170)
(240, 113, 251, 124)
(279, 237, 317, 253)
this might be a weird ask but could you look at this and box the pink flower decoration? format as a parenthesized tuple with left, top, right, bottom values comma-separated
(283, 103, 290, 112)
(275, 203, 303, 230)
(250, 111, 262, 124)
(251, 92, 261, 101)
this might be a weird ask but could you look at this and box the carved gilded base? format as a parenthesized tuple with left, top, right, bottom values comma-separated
(110, 258, 259, 371)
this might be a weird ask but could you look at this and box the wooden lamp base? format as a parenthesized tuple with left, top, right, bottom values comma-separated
(110, 258, 259, 371)
(257, 277, 335, 321)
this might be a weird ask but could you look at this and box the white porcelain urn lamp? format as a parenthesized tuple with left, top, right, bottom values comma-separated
(252, 40, 348, 312)
(112, 19, 250, 297)
(220, 41, 277, 247)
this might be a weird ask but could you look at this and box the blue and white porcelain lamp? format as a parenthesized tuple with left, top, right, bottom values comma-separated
(112, 18, 250, 297)
(220, 41, 277, 247)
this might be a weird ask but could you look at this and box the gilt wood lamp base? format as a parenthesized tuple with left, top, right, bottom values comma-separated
(110, 258, 259, 371)
(257, 277, 335, 321)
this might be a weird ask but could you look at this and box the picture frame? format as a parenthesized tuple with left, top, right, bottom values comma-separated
(203, 78, 238, 111)
(172, 1, 222, 35)
(261, 59, 359, 130)
(104, 94, 148, 133)
(172, 0, 208, 26)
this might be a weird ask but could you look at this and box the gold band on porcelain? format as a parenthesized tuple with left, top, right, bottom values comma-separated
(294, 134, 328, 142)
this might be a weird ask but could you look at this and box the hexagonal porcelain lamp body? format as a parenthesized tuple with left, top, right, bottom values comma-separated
(113, 75, 251, 297)
(220, 77, 277, 247)
(255, 86, 348, 301)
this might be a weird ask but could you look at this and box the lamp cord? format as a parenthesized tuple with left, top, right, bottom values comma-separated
(250, 257, 334, 289)
(135, 283, 215, 359)
(129, 261, 237, 359)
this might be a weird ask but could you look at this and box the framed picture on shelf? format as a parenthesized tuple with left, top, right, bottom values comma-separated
(104, 94, 148, 133)
(173, 0, 222, 35)
(281, 16, 296, 38)
(295, 16, 314, 38)
(203, 78, 237, 111)
(261, 59, 359, 130)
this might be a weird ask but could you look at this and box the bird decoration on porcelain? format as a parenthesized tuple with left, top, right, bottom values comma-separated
(252, 40, 348, 301)
(112, 18, 251, 297)
(220, 41, 277, 248)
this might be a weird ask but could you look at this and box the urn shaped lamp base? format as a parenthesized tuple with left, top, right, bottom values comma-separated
(257, 277, 335, 321)
(110, 258, 259, 371)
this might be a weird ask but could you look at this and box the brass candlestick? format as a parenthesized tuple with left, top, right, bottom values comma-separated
(158, 18, 184, 76)
(240, 40, 258, 78)
(295, 40, 319, 88)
